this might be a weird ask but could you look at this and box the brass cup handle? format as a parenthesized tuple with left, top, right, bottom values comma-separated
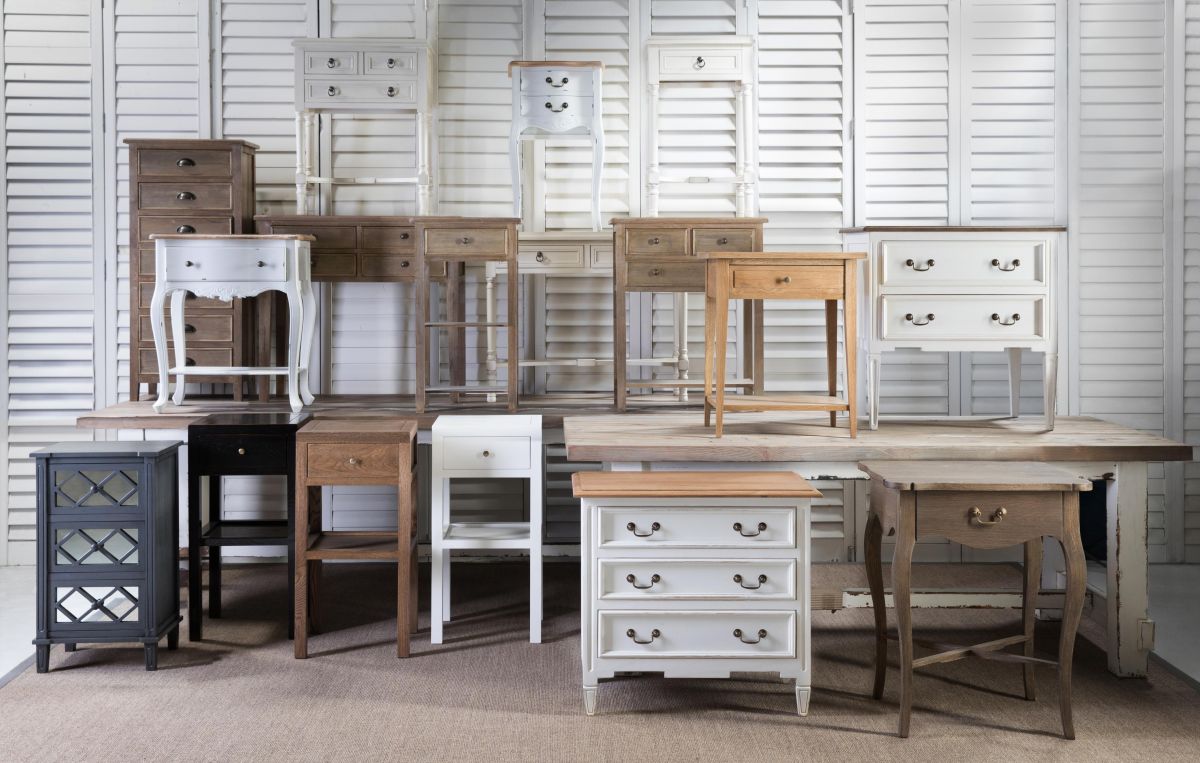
(991, 313, 1021, 325)
(177, 191, 195, 201)
(905, 313, 934, 326)
(176, 157, 194, 167)
(626, 573, 661, 590)
(326, 57, 337, 68)
(544, 101, 569, 112)
(626, 521, 661, 538)
(237, 448, 246, 455)
(991, 258, 1021, 271)
(535, 251, 546, 262)
(777, 276, 792, 285)
(969, 506, 1008, 526)
(386, 86, 398, 97)
(327, 86, 339, 97)
(347, 457, 360, 466)
(905, 258, 935, 271)
(733, 521, 767, 537)
(734, 628, 767, 644)
(733, 573, 767, 590)
(176, 225, 195, 234)
(626, 628, 660, 645)
(694, 56, 706, 69)
(546, 76, 569, 87)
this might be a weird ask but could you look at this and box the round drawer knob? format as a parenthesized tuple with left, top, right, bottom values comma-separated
(778, 276, 792, 285)
(400, 232, 409, 240)
(458, 236, 472, 245)
(695, 56, 706, 69)
(718, 237, 728, 245)
(176, 158, 195, 167)
(184, 260, 195, 267)
(184, 324, 196, 334)
(237, 448, 246, 456)
(177, 191, 195, 201)
(327, 86, 339, 97)
(185, 357, 196, 367)
(649, 237, 660, 245)
(348, 457, 360, 466)
(176, 225, 195, 234)
(535, 251, 546, 262)
(257, 260, 266, 268)
(401, 260, 410, 268)
(387, 58, 397, 68)
(482, 450, 491, 457)
(326, 57, 337, 68)
(386, 86, 398, 97)
(649, 268, 662, 277)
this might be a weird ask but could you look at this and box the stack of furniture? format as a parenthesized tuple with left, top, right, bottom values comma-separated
(431, 415, 544, 644)
(293, 417, 419, 659)
(125, 138, 260, 401)
(292, 38, 436, 215)
(186, 412, 310, 641)
(33, 441, 182, 672)
(573, 470, 820, 716)
(859, 461, 1089, 738)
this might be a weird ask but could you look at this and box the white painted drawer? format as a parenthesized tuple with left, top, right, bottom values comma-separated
(163, 245, 286, 283)
(597, 610, 796, 659)
(597, 507, 796, 549)
(305, 51, 358, 75)
(519, 95, 593, 132)
(656, 47, 746, 79)
(880, 295, 1046, 343)
(519, 245, 584, 269)
(590, 245, 614, 268)
(440, 435, 531, 471)
(519, 68, 594, 97)
(363, 51, 419, 76)
(879, 239, 1048, 290)
(305, 79, 417, 106)
(598, 558, 797, 601)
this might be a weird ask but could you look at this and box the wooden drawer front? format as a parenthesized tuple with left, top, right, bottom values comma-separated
(138, 282, 231, 312)
(310, 253, 357, 279)
(625, 228, 687, 257)
(138, 183, 232, 212)
(364, 51, 420, 75)
(362, 226, 415, 251)
(519, 245, 584, 269)
(693, 228, 756, 254)
(880, 295, 1046, 343)
(164, 246, 286, 283)
(731, 265, 844, 300)
(360, 255, 415, 279)
(657, 48, 747, 80)
(597, 610, 796, 659)
(305, 443, 399, 484)
(439, 435, 531, 472)
(306, 79, 417, 106)
(879, 239, 1048, 291)
(139, 348, 232, 374)
(518, 95, 594, 132)
(598, 559, 797, 601)
(590, 245, 614, 268)
(193, 435, 288, 475)
(137, 216, 233, 244)
(917, 491, 1064, 550)
(424, 228, 510, 258)
(304, 51, 358, 75)
(271, 225, 356, 250)
(625, 261, 704, 291)
(597, 507, 796, 549)
(139, 314, 233, 343)
(137, 149, 232, 178)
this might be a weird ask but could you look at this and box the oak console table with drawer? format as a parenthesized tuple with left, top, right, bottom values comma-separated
(841, 226, 1066, 430)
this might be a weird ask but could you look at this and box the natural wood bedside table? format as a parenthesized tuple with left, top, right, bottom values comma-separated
(294, 418, 418, 658)
(858, 461, 1091, 739)
(702, 251, 866, 437)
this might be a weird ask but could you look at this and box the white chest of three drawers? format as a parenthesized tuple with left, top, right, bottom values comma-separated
(843, 226, 1066, 430)
(572, 471, 819, 716)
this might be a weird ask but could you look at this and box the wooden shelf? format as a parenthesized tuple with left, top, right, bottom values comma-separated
(442, 521, 534, 550)
(425, 385, 508, 394)
(425, 321, 509, 328)
(200, 520, 288, 546)
(305, 531, 402, 560)
(704, 393, 849, 412)
(627, 378, 754, 388)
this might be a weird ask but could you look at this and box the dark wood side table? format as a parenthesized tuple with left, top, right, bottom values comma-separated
(859, 461, 1091, 739)
(295, 417, 419, 658)
(187, 412, 310, 641)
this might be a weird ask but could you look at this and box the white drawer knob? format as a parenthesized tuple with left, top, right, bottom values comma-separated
(347, 457, 360, 466)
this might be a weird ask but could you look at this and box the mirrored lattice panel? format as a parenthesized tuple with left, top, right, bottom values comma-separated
(54, 469, 139, 509)
(55, 586, 140, 624)
(55, 528, 140, 566)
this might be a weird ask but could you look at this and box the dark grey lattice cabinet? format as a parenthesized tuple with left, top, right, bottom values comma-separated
(33, 441, 183, 672)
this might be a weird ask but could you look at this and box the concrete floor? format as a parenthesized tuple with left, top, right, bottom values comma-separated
(0, 566, 35, 684)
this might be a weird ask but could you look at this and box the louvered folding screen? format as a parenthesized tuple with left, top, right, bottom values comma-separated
(1186, 0, 1200, 562)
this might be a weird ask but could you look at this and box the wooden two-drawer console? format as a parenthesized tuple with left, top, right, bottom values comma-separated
(255, 215, 445, 282)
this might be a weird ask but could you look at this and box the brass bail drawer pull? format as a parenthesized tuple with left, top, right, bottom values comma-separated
(733, 521, 767, 537)
(905, 313, 934, 326)
(991, 258, 1021, 271)
(734, 628, 767, 644)
(626, 521, 661, 538)
(546, 76, 569, 87)
(991, 312, 1021, 326)
(905, 258, 935, 271)
(544, 101, 569, 112)
(969, 506, 1008, 526)
(626, 628, 660, 645)
(733, 573, 767, 590)
(625, 573, 661, 590)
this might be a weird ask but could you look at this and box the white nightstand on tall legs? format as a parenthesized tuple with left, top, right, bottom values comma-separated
(431, 415, 545, 644)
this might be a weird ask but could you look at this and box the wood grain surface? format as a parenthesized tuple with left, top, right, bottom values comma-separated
(571, 470, 821, 498)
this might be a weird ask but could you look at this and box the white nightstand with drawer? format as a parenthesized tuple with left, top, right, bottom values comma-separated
(843, 226, 1066, 430)
(572, 471, 819, 717)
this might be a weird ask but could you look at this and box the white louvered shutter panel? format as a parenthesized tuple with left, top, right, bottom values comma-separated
(1075, 0, 1168, 557)
(651, 0, 737, 35)
(327, 0, 424, 39)
(960, 0, 1064, 419)
(1185, 0, 1200, 562)
(855, 0, 953, 417)
(113, 0, 204, 402)
(2, 0, 101, 564)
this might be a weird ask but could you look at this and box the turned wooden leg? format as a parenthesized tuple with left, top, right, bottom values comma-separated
(865, 510, 888, 700)
(1059, 494, 1087, 740)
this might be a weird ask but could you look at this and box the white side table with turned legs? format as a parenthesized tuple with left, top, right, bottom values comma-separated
(149, 234, 317, 414)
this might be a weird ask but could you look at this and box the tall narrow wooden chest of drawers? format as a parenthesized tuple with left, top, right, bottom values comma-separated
(125, 139, 258, 400)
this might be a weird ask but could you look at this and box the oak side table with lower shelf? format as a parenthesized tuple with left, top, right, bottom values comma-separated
(702, 251, 866, 437)
(149, 234, 317, 414)
(572, 470, 820, 717)
(294, 418, 418, 658)
(33, 441, 182, 672)
(859, 461, 1090, 739)
(187, 412, 310, 642)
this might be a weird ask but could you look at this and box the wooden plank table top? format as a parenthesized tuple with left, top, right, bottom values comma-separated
(571, 470, 822, 498)
(857, 461, 1094, 492)
(563, 412, 1194, 463)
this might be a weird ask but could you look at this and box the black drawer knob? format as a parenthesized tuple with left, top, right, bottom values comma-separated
(184, 324, 196, 334)
(535, 251, 546, 262)
(185, 357, 196, 367)
(386, 86, 398, 97)
(400, 232, 409, 240)
(387, 58, 397, 68)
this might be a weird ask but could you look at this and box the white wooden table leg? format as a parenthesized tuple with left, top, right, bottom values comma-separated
(295, 111, 306, 214)
(647, 83, 660, 217)
(1107, 461, 1151, 677)
(733, 81, 746, 217)
(441, 478, 451, 622)
(1044, 351, 1058, 430)
(869, 352, 882, 430)
(486, 268, 498, 403)
(150, 284, 171, 413)
(298, 279, 317, 405)
(431, 470, 445, 644)
(170, 289, 188, 407)
(1007, 347, 1022, 418)
(285, 284, 303, 413)
(583, 685, 598, 716)
(529, 455, 543, 644)
(796, 685, 811, 717)
(678, 292, 689, 402)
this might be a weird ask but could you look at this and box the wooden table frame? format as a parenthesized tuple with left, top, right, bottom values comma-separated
(702, 251, 865, 437)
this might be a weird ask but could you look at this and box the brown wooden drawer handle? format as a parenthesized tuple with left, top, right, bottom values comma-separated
(904, 313, 934, 325)
(626, 628, 660, 644)
(733, 573, 767, 590)
(626, 521, 661, 537)
(717, 237, 728, 245)
(535, 251, 546, 262)
(969, 506, 1007, 526)
(625, 573, 660, 590)
(176, 225, 195, 234)
(734, 628, 766, 644)
(905, 258, 934, 271)
(733, 521, 767, 537)
(176, 158, 195, 167)
(991, 313, 1021, 325)
(177, 191, 195, 201)
(777, 276, 792, 285)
